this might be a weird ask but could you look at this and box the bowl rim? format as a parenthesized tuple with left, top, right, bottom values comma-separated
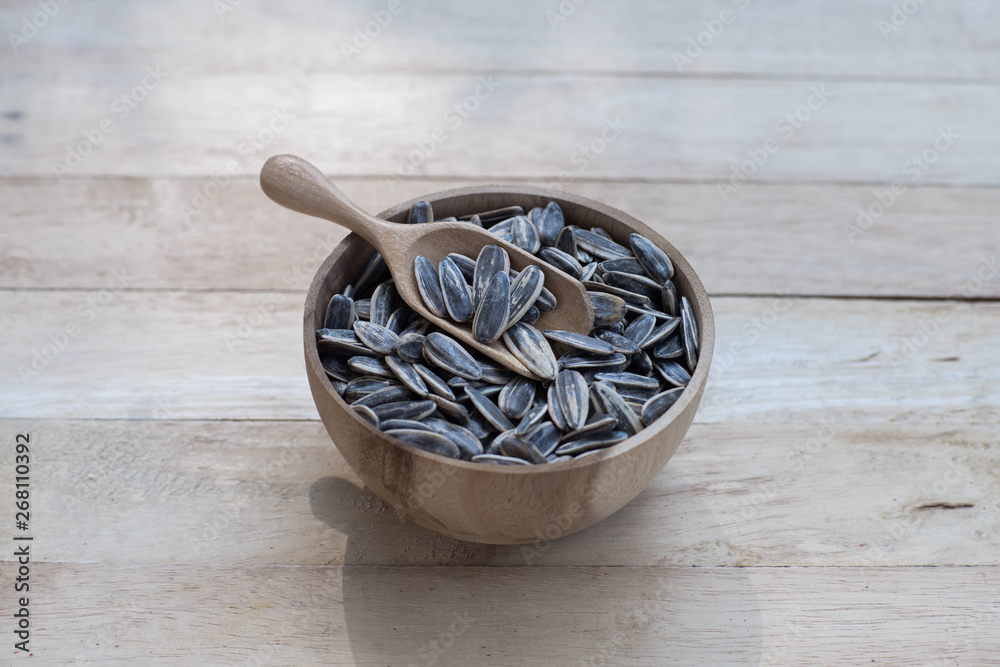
(304, 183, 715, 474)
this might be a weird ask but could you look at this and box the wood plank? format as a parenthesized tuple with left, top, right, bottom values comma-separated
(1, 73, 995, 185)
(3, 178, 999, 299)
(2, 293, 998, 423)
(3, 0, 998, 80)
(1, 563, 996, 665)
(2, 419, 996, 568)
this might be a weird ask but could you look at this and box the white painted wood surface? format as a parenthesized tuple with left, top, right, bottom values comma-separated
(1, 0, 998, 663)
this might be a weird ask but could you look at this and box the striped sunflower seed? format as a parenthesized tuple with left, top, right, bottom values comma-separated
(439, 257, 474, 323)
(408, 200, 434, 224)
(555, 369, 590, 432)
(543, 329, 616, 355)
(414, 256, 447, 318)
(641, 387, 685, 425)
(423, 332, 483, 380)
(538, 201, 565, 246)
(388, 429, 462, 458)
(589, 382, 642, 437)
(353, 321, 400, 356)
(324, 294, 355, 330)
(538, 247, 583, 279)
(511, 215, 541, 254)
(503, 323, 558, 381)
(589, 292, 628, 327)
(473, 245, 510, 309)
(397, 332, 426, 363)
(385, 356, 429, 397)
(351, 384, 414, 409)
(472, 271, 510, 344)
(465, 386, 515, 432)
(629, 233, 674, 284)
(370, 281, 399, 327)
(507, 265, 545, 326)
(373, 400, 437, 422)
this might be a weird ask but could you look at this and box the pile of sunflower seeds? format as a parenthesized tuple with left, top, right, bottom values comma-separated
(316, 200, 699, 465)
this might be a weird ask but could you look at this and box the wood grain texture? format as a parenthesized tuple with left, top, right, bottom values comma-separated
(2, 419, 995, 568)
(3, 177, 999, 298)
(1, 73, 995, 184)
(0, 563, 995, 666)
(3, 0, 998, 80)
(2, 293, 997, 424)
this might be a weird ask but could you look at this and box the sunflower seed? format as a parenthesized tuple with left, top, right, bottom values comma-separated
(507, 265, 545, 326)
(488, 218, 514, 236)
(352, 404, 379, 427)
(408, 200, 434, 224)
(590, 381, 642, 436)
(320, 355, 352, 383)
(370, 281, 399, 327)
(437, 253, 473, 281)
(498, 435, 547, 464)
(661, 281, 679, 316)
(629, 233, 674, 283)
(344, 376, 398, 401)
(401, 317, 432, 337)
(373, 400, 437, 421)
(528, 206, 544, 225)
(354, 299, 371, 321)
(424, 419, 483, 458)
(385, 308, 409, 335)
(384, 355, 429, 397)
(591, 227, 612, 240)
(354, 253, 388, 299)
(538, 247, 582, 279)
(623, 313, 656, 345)
(324, 294, 355, 330)
(353, 321, 400, 356)
(554, 430, 628, 456)
(582, 280, 652, 307)
(594, 372, 661, 391)
(560, 414, 618, 443)
(423, 332, 483, 380)
(519, 306, 540, 324)
(466, 413, 493, 440)
(471, 453, 532, 465)
(515, 404, 549, 434)
(598, 257, 647, 276)
(471, 360, 512, 386)
(526, 421, 562, 456)
(380, 419, 435, 432)
(652, 335, 684, 359)
(389, 429, 462, 459)
(628, 350, 654, 376)
(604, 271, 662, 302)
(414, 256, 447, 318)
(594, 331, 641, 356)
(589, 292, 628, 327)
(397, 333, 426, 363)
(536, 201, 565, 246)
(555, 370, 590, 431)
(641, 388, 685, 425)
(680, 296, 699, 356)
(559, 351, 628, 371)
(465, 386, 515, 432)
(473, 245, 510, 310)
(466, 205, 524, 224)
(411, 362, 455, 400)
(546, 384, 570, 431)
(503, 323, 558, 381)
(317, 328, 375, 357)
(534, 283, 557, 312)
(573, 228, 632, 259)
(555, 226, 578, 257)
(652, 359, 692, 388)
(347, 355, 395, 378)
(434, 257, 472, 323)
(351, 384, 414, 409)
(511, 215, 542, 254)
(543, 329, 616, 355)
(473, 271, 510, 343)
(641, 318, 681, 349)
(581, 262, 599, 281)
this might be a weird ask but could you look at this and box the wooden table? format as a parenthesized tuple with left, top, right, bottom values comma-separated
(2, 1, 998, 664)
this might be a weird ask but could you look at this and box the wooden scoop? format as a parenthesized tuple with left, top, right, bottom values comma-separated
(260, 154, 595, 379)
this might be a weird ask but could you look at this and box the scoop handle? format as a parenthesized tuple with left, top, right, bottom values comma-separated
(260, 155, 394, 246)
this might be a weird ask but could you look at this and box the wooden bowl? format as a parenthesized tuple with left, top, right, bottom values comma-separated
(304, 185, 714, 544)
